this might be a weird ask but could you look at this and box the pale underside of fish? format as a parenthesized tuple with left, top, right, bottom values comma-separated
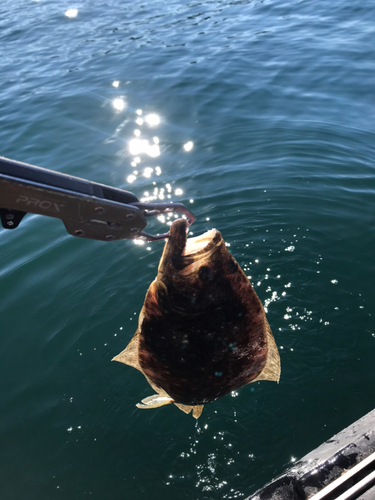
(113, 219, 280, 418)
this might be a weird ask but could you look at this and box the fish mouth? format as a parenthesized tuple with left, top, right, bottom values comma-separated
(160, 219, 223, 275)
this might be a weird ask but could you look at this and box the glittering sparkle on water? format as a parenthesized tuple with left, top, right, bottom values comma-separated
(145, 113, 160, 126)
(129, 138, 160, 157)
(183, 141, 194, 151)
(112, 98, 125, 111)
(143, 167, 153, 178)
(65, 9, 78, 18)
(127, 174, 136, 184)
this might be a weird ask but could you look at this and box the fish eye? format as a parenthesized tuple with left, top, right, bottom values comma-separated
(199, 266, 213, 282)
(227, 258, 238, 274)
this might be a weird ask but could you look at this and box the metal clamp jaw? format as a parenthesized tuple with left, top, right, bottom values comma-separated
(0, 156, 195, 242)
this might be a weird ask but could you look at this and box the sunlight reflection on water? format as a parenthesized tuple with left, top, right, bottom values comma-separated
(164, 418, 249, 499)
(128, 138, 160, 158)
(112, 98, 126, 112)
(65, 8, 78, 18)
(113, 102, 194, 233)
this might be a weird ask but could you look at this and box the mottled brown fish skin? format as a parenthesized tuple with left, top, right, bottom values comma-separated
(137, 219, 271, 406)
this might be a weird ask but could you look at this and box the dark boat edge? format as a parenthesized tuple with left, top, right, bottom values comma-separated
(246, 408, 375, 500)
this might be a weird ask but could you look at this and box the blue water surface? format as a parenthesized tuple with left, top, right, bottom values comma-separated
(1, 0, 375, 499)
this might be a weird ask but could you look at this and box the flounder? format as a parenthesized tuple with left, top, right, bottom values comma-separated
(113, 219, 280, 418)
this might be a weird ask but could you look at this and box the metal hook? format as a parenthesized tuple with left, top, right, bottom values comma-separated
(131, 202, 196, 241)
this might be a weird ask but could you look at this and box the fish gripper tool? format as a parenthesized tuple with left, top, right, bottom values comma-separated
(0, 156, 195, 242)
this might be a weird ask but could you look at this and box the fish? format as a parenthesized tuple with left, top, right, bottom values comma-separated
(112, 218, 280, 418)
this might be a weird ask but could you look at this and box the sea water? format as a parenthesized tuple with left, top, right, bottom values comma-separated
(0, 0, 374, 498)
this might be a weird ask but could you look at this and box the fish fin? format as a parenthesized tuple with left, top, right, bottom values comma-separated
(251, 324, 281, 383)
(136, 394, 174, 409)
(111, 281, 157, 372)
(174, 403, 204, 419)
(192, 405, 204, 419)
(174, 403, 193, 415)
(112, 329, 143, 373)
